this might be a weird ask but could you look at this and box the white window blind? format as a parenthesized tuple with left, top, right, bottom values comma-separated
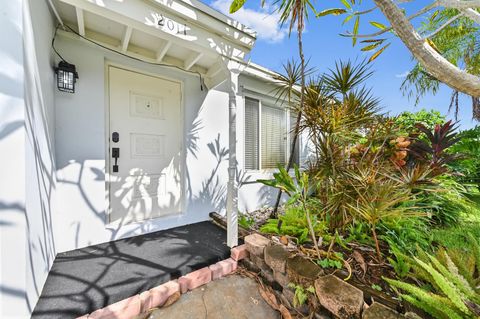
(244, 97, 259, 170)
(261, 105, 286, 169)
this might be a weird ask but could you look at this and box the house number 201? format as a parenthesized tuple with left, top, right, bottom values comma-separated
(155, 13, 187, 36)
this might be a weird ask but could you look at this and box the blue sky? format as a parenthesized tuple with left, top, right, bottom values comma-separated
(207, 0, 477, 130)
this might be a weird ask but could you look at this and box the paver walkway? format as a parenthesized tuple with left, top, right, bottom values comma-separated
(147, 275, 280, 319)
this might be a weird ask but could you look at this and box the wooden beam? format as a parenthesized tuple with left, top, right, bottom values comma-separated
(156, 41, 171, 62)
(206, 61, 223, 78)
(58, 0, 245, 60)
(120, 25, 132, 53)
(75, 7, 85, 36)
(184, 51, 203, 71)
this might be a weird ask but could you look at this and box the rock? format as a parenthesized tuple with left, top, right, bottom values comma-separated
(273, 271, 289, 287)
(245, 233, 271, 256)
(250, 253, 270, 272)
(314, 275, 364, 319)
(265, 245, 290, 273)
(261, 269, 283, 291)
(239, 258, 261, 273)
(363, 302, 404, 319)
(286, 256, 322, 286)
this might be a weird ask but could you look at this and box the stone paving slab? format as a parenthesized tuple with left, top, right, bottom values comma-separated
(147, 275, 280, 319)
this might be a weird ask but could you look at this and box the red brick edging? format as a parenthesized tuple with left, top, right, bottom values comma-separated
(76, 244, 249, 319)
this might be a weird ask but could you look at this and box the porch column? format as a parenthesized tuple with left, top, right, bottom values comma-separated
(226, 66, 240, 248)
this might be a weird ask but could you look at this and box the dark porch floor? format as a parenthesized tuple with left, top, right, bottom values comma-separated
(31, 221, 231, 319)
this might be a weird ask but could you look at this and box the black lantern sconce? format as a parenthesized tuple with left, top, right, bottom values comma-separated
(55, 61, 78, 93)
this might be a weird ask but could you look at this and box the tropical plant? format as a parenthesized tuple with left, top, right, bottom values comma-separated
(386, 244, 480, 319)
(260, 204, 327, 244)
(239, 214, 255, 229)
(448, 126, 480, 188)
(259, 165, 322, 258)
(417, 176, 479, 225)
(346, 169, 422, 259)
(408, 120, 460, 177)
(393, 109, 446, 136)
(287, 283, 316, 307)
(269, 59, 315, 218)
(230, 0, 316, 217)
(317, 254, 343, 269)
(387, 244, 411, 278)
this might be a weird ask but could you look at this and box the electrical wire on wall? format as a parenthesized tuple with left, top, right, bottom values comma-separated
(52, 23, 208, 91)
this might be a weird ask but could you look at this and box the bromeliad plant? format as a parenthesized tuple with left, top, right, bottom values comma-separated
(259, 165, 322, 259)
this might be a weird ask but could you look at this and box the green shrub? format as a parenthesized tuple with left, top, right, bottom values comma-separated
(260, 204, 327, 245)
(238, 214, 255, 229)
(448, 126, 480, 188)
(386, 242, 480, 319)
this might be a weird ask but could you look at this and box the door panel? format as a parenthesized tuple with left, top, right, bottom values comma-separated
(108, 66, 182, 224)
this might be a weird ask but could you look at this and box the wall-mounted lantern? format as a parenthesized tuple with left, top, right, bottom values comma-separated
(55, 61, 78, 93)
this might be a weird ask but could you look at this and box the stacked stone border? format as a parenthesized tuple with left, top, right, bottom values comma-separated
(241, 233, 408, 319)
(75, 245, 249, 319)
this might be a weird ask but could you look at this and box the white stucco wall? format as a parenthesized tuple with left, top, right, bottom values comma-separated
(52, 35, 226, 252)
(24, 0, 57, 313)
(51, 34, 290, 253)
(1, 0, 56, 317)
(0, 1, 28, 317)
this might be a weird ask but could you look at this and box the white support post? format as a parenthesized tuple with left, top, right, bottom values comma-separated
(226, 64, 241, 248)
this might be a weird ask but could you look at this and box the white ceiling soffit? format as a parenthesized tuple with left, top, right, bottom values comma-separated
(55, 0, 255, 72)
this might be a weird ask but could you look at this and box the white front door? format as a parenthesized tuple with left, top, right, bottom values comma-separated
(108, 66, 183, 224)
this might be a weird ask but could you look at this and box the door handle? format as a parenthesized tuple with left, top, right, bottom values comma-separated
(112, 147, 120, 173)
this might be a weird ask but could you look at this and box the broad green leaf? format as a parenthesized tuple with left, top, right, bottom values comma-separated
(352, 16, 360, 46)
(361, 42, 381, 51)
(430, 9, 440, 22)
(317, 8, 347, 17)
(369, 21, 387, 29)
(342, 15, 353, 25)
(341, 0, 351, 10)
(368, 43, 390, 62)
(229, 0, 246, 13)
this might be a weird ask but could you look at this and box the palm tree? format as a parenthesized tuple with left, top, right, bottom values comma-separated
(269, 0, 316, 217)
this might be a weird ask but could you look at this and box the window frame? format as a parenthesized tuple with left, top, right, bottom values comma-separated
(243, 94, 300, 173)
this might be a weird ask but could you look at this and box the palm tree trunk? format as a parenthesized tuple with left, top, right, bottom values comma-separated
(271, 24, 306, 219)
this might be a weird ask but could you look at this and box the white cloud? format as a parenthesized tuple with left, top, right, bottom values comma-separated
(211, 0, 288, 43)
(395, 71, 410, 78)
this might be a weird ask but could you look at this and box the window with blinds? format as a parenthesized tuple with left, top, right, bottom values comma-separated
(244, 96, 299, 170)
(261, 105, 286, 169)
(244, 97, 259, 170)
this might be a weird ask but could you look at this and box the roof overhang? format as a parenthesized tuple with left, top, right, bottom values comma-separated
(52, 0, 257, 86)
